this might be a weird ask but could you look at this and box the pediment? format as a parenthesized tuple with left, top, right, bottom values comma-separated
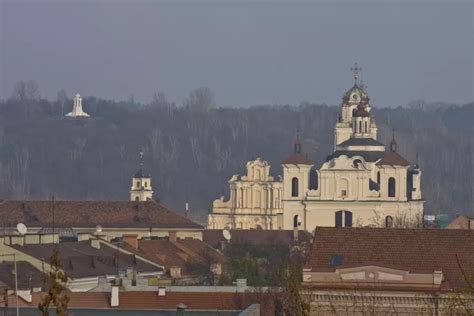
(336, 265, 408, 282)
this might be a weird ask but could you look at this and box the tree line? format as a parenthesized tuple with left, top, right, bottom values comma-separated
(0, 81, 472, 222)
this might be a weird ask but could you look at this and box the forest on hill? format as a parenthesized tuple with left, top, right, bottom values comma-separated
(0, 83, 472, 223)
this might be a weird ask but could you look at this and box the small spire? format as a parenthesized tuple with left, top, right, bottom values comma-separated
(390, 129, 397, 152)
(294, 129, 302, 154)
(350, 62, 362, 85)
(139, 150, 144, 168)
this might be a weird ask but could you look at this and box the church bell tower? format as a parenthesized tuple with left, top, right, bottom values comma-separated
(130, 151, 153, 202)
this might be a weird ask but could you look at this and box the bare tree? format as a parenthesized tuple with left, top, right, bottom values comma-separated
(184, 87, 216, 111)
(57, 89, 68, 116)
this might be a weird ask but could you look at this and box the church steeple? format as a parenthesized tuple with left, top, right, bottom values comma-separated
(390, 129, 398, 152)
(294, 129, 302, 154)
(130, 151, 153, 202)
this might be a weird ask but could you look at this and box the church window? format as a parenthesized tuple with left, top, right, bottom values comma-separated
(345, 211, 353, 227)
(359, 121, 362, 133)
(377, 172, 381, 185)
(293, 215, 300, 228)
(144, 182, 148, 188)
(291, 178, 299, 197)
(309, 169, 318, 190)
(335, 211, 343, 227)
(137, 181, 140, 188)
(335, 210, 352, 227)
(135, 196, 139, 202)
(364, 121, 368, 133)
(341, 190, 347, 197)
(388, 177, 396, 197)
(385, 216, 394, 228)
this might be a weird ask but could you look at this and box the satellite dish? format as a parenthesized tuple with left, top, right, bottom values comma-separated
(17, 223, 27, 235)
(222, 229, 231, 241)
(95, 225, 103, 234)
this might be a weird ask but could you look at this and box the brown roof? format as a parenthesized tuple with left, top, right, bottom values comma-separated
(306, 227, 474, 290)
(282, 153, 313, 165)
(0, 200, 202, 229)
(376, 151, 409, 166)
(10, 241, 161, 279)
(2, 291, 275, 314)
(121, 238, 224, 277)
(203, 229, 313, 249)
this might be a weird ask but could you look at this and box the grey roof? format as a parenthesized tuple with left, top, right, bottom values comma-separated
(338, 137, 384, 147)
(10, 241, 161, 279)
(326, 150, 386, 163)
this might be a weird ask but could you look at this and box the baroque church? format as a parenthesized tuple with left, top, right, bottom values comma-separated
(208, 68, 424, 231)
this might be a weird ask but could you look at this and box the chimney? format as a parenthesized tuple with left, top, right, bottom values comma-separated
(158, 287, 166, 297)
(122, 234, 139, 249)
(433, 270, 443, 285)
(110, 286, 119, 307)
(236, 279, 247, 292)
(90, 238, 100, 249)
(168, 231, 177, 242)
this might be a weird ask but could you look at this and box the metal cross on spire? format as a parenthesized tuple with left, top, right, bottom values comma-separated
(139, 150, 144, 167)
(350, 62, 362, 84)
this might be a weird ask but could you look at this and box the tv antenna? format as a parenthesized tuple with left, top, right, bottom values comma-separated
(16, 223, 27, 235)
(222, 229, 231, 241)
(95, 225, 103, 234)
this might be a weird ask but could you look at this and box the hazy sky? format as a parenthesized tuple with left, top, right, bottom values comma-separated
(1, 0, 473, 107)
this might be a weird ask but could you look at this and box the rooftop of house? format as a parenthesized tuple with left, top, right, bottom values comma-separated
(203, 229, 313, 249)
(1, 291, 275, 315)
(305, 227, 474, 291)
(8, 240, 162, 279)
(121, 237, 224, 277)
(0, 261, 44, 290)
(0, 200, 202, 229)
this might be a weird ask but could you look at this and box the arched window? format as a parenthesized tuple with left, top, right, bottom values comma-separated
(388, 177, 396, 197)
(335, 210, 353, 227)
(144, 182, 148, 188)
(359, 121, 362, 133)
(309, 169, 318, 190)
(135, 196, 139, 201)
(385, 216, 394, 228)
(291, 177, 299, 197)
(377, 172, 381, 185)
(136, 181, 140, 188)
(293, 215, 300, 228)
(364, 121, 368, 133)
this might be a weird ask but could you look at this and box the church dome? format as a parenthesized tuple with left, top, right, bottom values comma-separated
(343, 83, 369, 103)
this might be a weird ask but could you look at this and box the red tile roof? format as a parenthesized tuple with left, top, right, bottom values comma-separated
(282, 153, 313, 165)
(121, 238, 224, 277)
(306, 227, 474, 290)
(376, 152, 409, 166)
(204, 229, 312, 249)
(0, 200, 202, 229)
(2, 291, 275, 314)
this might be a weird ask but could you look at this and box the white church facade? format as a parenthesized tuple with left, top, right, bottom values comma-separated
(208, 70, 424, 231)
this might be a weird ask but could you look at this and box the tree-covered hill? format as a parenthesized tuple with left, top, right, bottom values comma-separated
(0, 89, 472, 222)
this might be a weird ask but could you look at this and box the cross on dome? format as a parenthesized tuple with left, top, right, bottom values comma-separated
(350, 62, 362, 84)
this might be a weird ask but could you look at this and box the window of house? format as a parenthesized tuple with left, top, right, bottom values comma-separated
(341, 190, 347, 197)
(291, 177, 299, 197)
(345, 211, 353, 227)
(309, 169, 318, 190)
(388, 177, 396, 197)
(335, 211, 343, 227)
(385, 216, 394, 228)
